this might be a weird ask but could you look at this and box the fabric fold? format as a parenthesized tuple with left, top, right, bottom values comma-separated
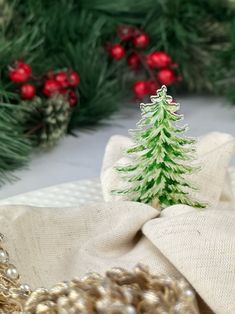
(143, 205, 235, 314)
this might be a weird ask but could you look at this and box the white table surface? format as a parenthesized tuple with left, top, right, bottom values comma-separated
(1, 95, 235, 199)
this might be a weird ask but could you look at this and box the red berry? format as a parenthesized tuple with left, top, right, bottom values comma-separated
(133, 32, 149, 48)
(9, 68, 29, 83)
(127, 53, 140, 69)
(68, 90, 77, 107)
(157, 68, 176, 85)
(55, 71, 69, 88)
(116, 25, 135, 41)
(17, 61, 32, 75)
(68, 71, 80, 87)
(20, 83, 36, 100)
(109, 44, 125, 60)
(133, 80, 148, 99)
(146, 80, 160, 95)
(9, 61, 32, 83)
(43, 79, 60, 96)
(146, 51, 172, 68)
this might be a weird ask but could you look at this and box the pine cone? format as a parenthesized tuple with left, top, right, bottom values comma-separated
(23, 95, 71, 149)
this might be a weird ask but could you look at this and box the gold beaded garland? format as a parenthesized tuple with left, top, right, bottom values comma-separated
(0, 233, 199, 313)
(0, 233, 28, 313)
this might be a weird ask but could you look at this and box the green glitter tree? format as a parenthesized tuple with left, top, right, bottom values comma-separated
(113, 85, 205, 209)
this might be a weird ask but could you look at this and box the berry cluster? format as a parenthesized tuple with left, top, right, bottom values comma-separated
(8, 61, 80, 107)
(107, 25, 181, 99)
(43, 71, 80, 107)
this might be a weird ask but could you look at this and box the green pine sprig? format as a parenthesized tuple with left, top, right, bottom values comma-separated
(0, 95, 32, 186)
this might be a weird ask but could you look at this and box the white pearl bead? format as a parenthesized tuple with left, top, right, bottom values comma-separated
(125, 305, 136, 314)
(184, 289, 194, 299)
(6, 265, 19, 280)
(20, 283, 31, 294)
(0, 248, 8, 263)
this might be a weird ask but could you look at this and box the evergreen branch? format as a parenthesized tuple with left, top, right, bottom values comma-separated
(0, 96, 32, 186)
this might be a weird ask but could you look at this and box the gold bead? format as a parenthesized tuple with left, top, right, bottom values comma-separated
(142, 290, 160, 304)
(107, 267, 126, 275)
(68, 289, 80, 302)
(50, 282, 68, 296)
(81, 272, 102, 282)
(36, 301, 55, 313)
(73, 298, 87, 312)
(57, 296, 69, 308)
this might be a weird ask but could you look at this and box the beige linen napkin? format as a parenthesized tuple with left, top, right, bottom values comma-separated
(1, 132, 235, 314)
(1, 202, 235, 314)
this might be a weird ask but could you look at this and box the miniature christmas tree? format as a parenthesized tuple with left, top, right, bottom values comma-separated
(113, 85, 205, 209)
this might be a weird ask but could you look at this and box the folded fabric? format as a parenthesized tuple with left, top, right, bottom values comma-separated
(1, 201, 235, 313)
(101, 132, 235, 209)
